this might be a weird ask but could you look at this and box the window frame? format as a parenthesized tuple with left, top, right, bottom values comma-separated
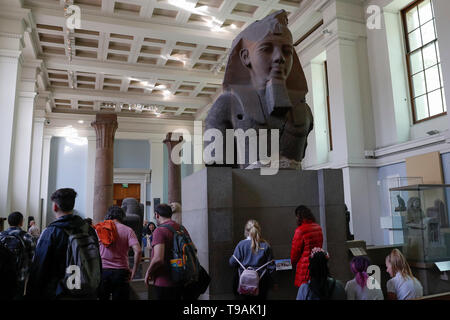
(401, 0, 446, 124)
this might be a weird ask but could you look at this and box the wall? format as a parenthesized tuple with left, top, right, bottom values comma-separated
(47, 137, 87, 224)
(114, 139, 149, 169)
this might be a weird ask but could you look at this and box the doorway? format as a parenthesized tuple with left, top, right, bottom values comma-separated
(113, 183, 141, 207)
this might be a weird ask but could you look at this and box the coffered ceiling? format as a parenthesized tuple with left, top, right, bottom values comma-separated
(23, 0, 311, 120)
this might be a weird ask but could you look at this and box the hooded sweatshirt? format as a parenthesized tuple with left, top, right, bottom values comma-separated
(26, 214, 99, 299)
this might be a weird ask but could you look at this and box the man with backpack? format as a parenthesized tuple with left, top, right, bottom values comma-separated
(26, 188, 102, 300)
(144, 203, 200, 300)
(95, 205, 141, 300)
(0, 212, 35, 299)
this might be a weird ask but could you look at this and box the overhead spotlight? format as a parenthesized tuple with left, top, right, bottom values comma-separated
(77, 120, 84, 124)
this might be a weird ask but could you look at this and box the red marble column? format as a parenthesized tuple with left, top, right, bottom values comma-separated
(91, 114, 118, 223)
(163, 132, 183, 223)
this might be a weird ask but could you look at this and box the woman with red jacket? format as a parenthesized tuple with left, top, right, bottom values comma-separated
(291, 205, 323, 288)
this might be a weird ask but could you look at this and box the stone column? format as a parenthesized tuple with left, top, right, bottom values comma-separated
(85, 135, 97, 219)
(10, 61, 40, 218)
(91, 114, 118, 223)
(28, 114, 46, 226)
(149, 138, 164, 222)
(0, 16, 26, 216)
(163, 132, 183, 223)
(40, 135, 52, 228)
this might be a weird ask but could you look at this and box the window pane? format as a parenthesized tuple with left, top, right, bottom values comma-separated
(413, 71, 426, 97)
(406, 6, 420, 32)
(425, 65, 440, 91)
(443, 88, 447, 112)
(410, 50, 424, 74)
(418, 0, 433, 24)
(421, 20, 436, 45)
(428, 89, 443, 116)
(436, 42, 441, 63)
(415, 95, 429, 121)
(409, 28, 422, 52)
(422, 42, 437, 68)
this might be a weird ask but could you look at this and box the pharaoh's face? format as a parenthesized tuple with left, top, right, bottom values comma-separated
(242, 33, 294, 89)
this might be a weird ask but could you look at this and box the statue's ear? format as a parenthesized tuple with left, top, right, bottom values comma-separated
(239, 48, 251, 68)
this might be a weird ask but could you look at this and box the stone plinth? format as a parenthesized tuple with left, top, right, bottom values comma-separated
(91, 114, 118, 223)
(182, 167, 350, 300)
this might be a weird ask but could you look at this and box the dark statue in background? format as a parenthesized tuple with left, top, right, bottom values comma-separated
(205, 10, 313, 169)
(122, 197, 144, 244)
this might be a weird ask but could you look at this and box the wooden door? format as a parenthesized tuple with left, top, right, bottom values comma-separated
(113, 183, 140, 207)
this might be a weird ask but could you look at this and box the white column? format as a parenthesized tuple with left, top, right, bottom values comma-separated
(149, 140, 164, 220)
(321, 0, 382, 245)
(10, 62, 39, 218)
(28, 115, 45, 227)
(85, 136, 96, 219)
(40, 135, 52, 228)
(0, 24, 25, 217)
(434, 0, 450, 136)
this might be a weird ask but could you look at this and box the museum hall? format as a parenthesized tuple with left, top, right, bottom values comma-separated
(1, 0, 450, 301)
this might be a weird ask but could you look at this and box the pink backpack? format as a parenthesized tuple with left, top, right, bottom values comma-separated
(233, 255, 274, 296)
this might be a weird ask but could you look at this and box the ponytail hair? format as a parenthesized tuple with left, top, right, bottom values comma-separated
(244, 220, 266, 254)
(350, 256, 370, 289)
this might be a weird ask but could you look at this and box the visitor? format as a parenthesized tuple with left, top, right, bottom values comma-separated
(84, 217, 93, 226)
(291, 205, 323, 288)
(144, 203, 193, 300)
(26, 188, 101, 300)
(229, 220, 275, 300)
(345, 256, 383, 300)
(0, 212, 35, 299)
(296, 248, 346, 300)
(97, 206, 141, 300)
(385, 249, 423, 300)
(142, 221, 156, 257)
(28, 220, 40, 241)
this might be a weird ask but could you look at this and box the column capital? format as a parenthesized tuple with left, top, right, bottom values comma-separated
(91, 113, 118, 149)
(163, 132, 184, 149)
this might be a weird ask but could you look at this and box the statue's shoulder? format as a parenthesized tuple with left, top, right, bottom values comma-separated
(212, 90, 241, 108)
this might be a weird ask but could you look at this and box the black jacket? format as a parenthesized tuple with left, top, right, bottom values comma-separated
(26, 214, 99, 300)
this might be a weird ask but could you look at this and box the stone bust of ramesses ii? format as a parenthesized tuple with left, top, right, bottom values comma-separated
(204, 10, 313, 169)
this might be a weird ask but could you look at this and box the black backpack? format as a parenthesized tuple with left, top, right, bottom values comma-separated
(0, 230, 27, 279)
(0, 241, 17, 300)
(60, 223, 102, 298)
(160, 224, 200, 286)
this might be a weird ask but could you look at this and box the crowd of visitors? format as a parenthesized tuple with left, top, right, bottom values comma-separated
(0, 189, 425, 301)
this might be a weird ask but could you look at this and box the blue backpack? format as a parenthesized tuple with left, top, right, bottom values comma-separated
(160, 224, 200, 286)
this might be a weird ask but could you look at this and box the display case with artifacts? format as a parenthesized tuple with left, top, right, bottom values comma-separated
(389, 185, 450, 263)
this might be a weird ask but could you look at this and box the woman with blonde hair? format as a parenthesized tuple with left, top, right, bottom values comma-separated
(229, 220, 275, 300)
(385, 249, 423, 300)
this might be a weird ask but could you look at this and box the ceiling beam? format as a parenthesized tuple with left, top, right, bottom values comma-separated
(45, 56, 223, 84)
(29, 6, 235, 48)
(50, 88, 211, 109)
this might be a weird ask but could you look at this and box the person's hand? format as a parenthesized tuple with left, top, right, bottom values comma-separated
(129, 269, 136, 282)
(144, 268, 151, 287)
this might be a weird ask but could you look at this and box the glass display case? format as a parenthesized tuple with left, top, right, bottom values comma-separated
(389, 184, 450, 263)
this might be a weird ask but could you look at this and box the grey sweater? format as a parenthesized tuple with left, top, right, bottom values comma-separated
(229, 239, 275, 275)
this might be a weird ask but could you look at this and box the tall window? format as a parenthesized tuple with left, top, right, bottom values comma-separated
(402, 0, 446, 123)
(324, 61, 333, 151)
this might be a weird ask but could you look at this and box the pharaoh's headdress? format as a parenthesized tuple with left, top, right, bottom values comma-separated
(222, 10, 308, 97)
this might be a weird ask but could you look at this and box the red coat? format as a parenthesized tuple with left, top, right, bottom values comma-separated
(290, 221, 323, 287)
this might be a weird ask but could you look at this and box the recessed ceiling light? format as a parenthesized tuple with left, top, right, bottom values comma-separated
(78, 120, 84, 124)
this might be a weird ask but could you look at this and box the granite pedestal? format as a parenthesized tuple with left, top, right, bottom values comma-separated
(182, 167, 351, 300)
